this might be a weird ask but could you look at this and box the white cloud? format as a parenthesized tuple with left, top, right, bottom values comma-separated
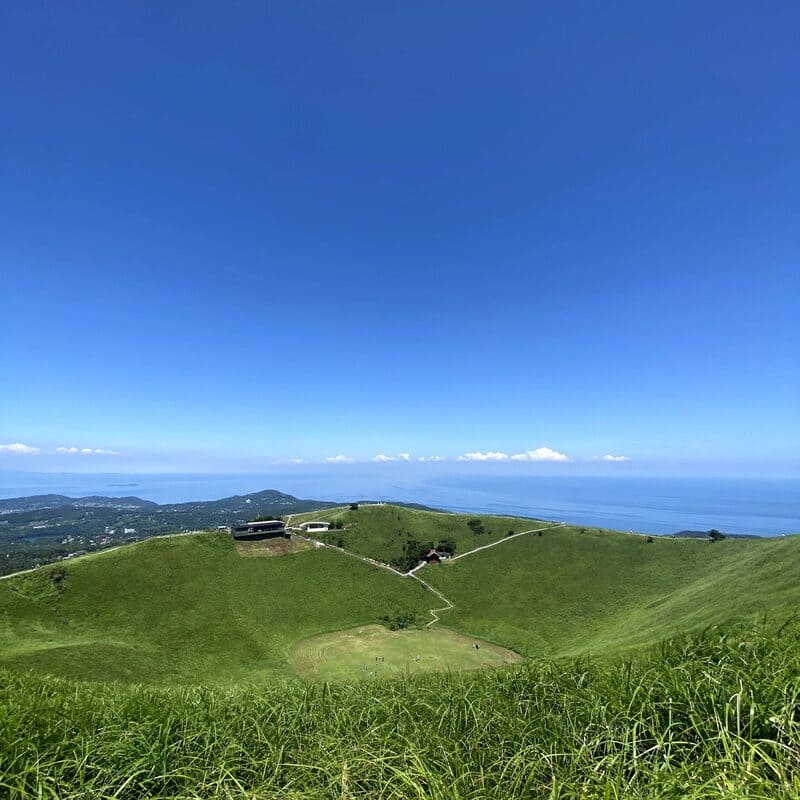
(418, 455, 444, 462)
(57, 446, 120, 456)
(373, 452, 412, 463)
(0, 442, 40, 455)
(458, 451, 509, 462)
(325, 454, 354, 463)
(289, 458, 305, 464)
(510, 447, 570, 463)
(597, 454, 631, 462)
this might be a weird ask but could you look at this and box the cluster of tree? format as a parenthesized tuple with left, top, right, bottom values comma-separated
(394, 538, 434, 572)
(379, 608, 423, 630)
(330, 519, 344, 530)
(437, 537, 456, 556)
(708, 529, 726, 542)
(391, 535, 457, 572)
(467, 518, 490, 536)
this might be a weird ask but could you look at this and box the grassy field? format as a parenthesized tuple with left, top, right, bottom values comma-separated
(421, 524, 800, 659)
(2, 620, 798, 798)
(2, 509, 798, 686)
(289, 624, 521, 681)
(0, 532, 432, 683)
(290, 504, 547, 569)
(2, 507, 800, 797)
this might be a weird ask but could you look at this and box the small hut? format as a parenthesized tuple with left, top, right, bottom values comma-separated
(298, 521, 330, 533)
(423, 548, 443, 564)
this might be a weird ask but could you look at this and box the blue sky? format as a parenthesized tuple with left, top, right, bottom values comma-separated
(1, 1, 798, 476)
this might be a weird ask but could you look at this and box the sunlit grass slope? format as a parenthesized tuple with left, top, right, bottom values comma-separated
(291, 504, 546, 566)
(423, 525, 800, 658)
(2, 621, 799, 798)
(2, 511, 798, 687)
(0, 533, 431, 683)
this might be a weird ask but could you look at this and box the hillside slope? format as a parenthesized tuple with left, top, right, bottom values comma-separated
(1, 509, 798, 686)
(0, 533, 431, 683)
(0, 488, 335, 575)
(422, 525, 800, 658)
(290, 504, 547, 570)
(3, 620, 799, 798)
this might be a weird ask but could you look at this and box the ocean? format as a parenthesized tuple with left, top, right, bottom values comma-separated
(1, 470, 798, 537)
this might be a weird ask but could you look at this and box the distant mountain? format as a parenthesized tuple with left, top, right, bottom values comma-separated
(0, 489, 335, 575)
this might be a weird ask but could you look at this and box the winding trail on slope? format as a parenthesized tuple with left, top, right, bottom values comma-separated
(288, 515, 563, 628)
(287, 515, 406, 577)
(448, 523, 564, 561)
(407, 572, 455, 627)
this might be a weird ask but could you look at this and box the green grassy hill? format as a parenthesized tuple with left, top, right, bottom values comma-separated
(2, 508, 798, 687)
(422, 524, 800, 658)
(290, 504, 547, 569)
(2, 506, 800, 797)
(0, 532, 431, 683)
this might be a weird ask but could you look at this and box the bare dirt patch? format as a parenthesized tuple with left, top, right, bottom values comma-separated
(235, 537, 314, 558)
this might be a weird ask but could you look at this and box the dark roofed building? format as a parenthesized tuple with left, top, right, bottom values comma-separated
(232, 519, 287, 541)
(423, 548, 443, 564)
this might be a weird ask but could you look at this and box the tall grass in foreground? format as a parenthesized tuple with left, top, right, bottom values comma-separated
(1, 620, 798, 799)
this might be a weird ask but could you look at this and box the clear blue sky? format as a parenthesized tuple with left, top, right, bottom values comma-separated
(1, 1, 798, 475)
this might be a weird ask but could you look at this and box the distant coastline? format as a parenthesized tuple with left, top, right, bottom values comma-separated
(1, 472, 797, 537)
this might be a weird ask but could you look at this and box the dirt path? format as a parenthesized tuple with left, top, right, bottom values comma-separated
(407, 572, 454, 627)
(448, 522, 564, 562)
(287, 516, 454, 624)
(406, 522, 563, 576)
(288, 524, 406, 577)
(4, 515, 560, 634)
(288, 517, 564, 629)
(405, 523, 563, 625)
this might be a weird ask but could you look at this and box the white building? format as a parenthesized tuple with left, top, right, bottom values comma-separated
(299, 521, 331, 533)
